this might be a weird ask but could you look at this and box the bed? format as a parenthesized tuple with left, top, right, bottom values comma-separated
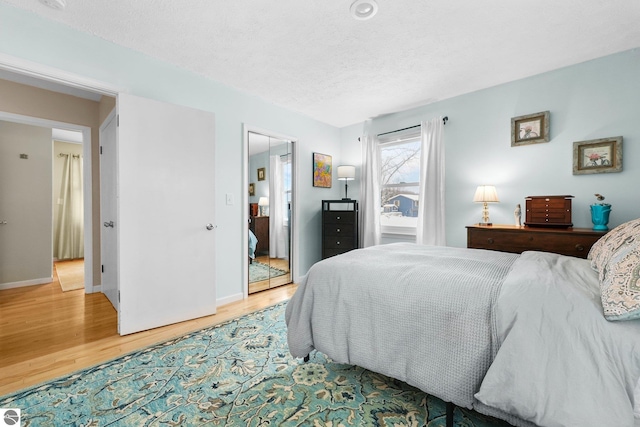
(249, 228, 258, 261)
(285, 218, 640, 427)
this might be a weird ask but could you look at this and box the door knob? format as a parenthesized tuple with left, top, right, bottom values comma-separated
(103, 221, 114, 228)
(206, 223, 215, 231)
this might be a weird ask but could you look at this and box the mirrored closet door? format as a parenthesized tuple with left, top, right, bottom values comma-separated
(248, 131, 293, 294)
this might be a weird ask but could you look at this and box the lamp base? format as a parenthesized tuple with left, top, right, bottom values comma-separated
(477, 222, 493, 226)
(342, 197, 352, 200)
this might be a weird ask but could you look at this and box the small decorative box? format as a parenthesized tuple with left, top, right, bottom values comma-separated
(524, 195, 573, 228)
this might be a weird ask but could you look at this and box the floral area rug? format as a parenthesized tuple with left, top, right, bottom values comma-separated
(249, 261, 287, 283)
(0, 302, 511, 426)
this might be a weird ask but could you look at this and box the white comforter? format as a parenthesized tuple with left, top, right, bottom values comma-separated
(286, 243, 518, 408)
(286, 244, 640, 427)
(475, 251, 640, 427)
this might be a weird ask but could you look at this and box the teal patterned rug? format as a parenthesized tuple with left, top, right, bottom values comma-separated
(249, 261, 287, 283)
(0, 302, 511, 426)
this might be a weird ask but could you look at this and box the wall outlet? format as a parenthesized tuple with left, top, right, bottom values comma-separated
(226, 193, 234, 205)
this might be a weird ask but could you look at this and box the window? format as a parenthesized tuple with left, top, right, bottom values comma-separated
(379, 134, 421, 235)
(282, 154, 292, 226)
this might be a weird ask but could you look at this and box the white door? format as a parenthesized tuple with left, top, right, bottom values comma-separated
(117, 93, 216, 335)
(100, 112, 118, 310)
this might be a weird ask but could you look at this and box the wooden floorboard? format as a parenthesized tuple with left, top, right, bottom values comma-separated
(0, 268, 297, 396)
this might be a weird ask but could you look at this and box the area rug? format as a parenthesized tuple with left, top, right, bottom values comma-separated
(0, 302, 510, 426)
(54, 259, 84, 292)
(249, 260, 287, 283)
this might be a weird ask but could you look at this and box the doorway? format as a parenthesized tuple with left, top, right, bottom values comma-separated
(0, 114, 93, 292)
(53, 134, 86, 292)
(246, 129, 295, 294)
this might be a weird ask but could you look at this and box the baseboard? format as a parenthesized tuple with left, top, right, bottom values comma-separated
(0, 277, 53, 291)
(217, 292, 243, 307)
(87, 285, 102, 294)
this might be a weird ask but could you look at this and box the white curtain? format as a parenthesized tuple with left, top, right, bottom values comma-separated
(416, 116, 446, 246)
(359, 119, 381, 248)
(56, 154, 84, 260)
(269, 155, 286, 258)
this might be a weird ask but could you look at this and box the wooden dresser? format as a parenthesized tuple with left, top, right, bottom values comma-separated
(466, 225, 606, 259)
(322, 200, 359, 259)
(249, 215, 269, 256)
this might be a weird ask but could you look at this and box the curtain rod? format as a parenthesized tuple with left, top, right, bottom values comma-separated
(58, 153, 81, 158)
(377, 116, 448, 138)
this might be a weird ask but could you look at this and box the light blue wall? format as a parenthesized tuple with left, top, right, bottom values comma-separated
(0, 4, 344, 301)
(341, 49, 640, 248)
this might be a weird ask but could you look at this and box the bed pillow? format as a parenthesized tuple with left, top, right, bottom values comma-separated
(600, 243, 640, 321)
(588, 217, 640, 279)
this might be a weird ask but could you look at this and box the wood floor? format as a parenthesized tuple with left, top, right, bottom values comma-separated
(0, 268, 297, 396)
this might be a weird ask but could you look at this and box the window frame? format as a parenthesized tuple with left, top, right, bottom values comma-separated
(378, 133, 422, 236)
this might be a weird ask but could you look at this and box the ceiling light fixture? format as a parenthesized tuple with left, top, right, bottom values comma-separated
(350, 0, 378, 20)
(39, 0, 66, 10)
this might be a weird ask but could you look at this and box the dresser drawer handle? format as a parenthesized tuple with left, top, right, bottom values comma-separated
(575, 244, 585, 252)
(336, 228, 341, 232)
(336, 241, 341, 245)
(487, 238, 494, 244)
(336, 216, 341, 220)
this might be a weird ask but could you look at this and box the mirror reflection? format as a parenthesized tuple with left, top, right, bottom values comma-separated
(248, 131, 292, 294)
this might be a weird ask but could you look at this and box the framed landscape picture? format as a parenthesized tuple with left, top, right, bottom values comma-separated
(511, 111, 550, 146)
(313, 152, 332, 188)
(573, 136, 623, 175)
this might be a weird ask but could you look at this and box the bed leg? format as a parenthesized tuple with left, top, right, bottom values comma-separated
(446, 402, 454, 427)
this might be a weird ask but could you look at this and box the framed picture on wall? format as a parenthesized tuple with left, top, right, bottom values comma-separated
(257, 167, 266, 181)
(573, 136, 623, 175)
(511, 111, 550, 146)
(313, 152, 332, 188)
(248, 183, 255, 196)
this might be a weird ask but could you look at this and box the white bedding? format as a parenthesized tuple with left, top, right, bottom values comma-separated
(286, 243, 518, 408)
(286, 244, 640, 427)
(475, 251, 640, 427)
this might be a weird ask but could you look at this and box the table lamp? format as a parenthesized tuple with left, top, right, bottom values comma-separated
(473, 185, 499, 226)
(337, 165, 356, 200)
(258, 197, 269, 216)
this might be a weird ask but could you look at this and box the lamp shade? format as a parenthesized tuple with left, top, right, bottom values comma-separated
(337, 165, 356, 180)
(473, 185, 499, 203)
(258, 196, 269, 206)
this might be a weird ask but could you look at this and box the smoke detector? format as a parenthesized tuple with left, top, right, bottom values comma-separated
(350, 0, 378, 20)
(39, 0, 66, 10)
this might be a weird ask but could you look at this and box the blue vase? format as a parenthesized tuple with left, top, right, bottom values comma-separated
(590, 204, 611, 231)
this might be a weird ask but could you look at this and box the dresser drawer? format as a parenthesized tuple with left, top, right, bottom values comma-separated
(527, 198, 568, 209)
(324, 223, 355, 237)
(323, 235, 357, 250)
(323, 247, 353, 258)
(467, 225, 605, 259)
(324, 211, 356, 224)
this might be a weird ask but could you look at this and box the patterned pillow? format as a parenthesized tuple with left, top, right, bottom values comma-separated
(588, 217, 640, 280)
(601, 244, 640, 321)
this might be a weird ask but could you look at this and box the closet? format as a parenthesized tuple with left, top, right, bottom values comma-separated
(247, 131, 293, 293)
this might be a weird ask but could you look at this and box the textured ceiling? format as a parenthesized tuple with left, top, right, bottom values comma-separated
(3, 0, 640, 127)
